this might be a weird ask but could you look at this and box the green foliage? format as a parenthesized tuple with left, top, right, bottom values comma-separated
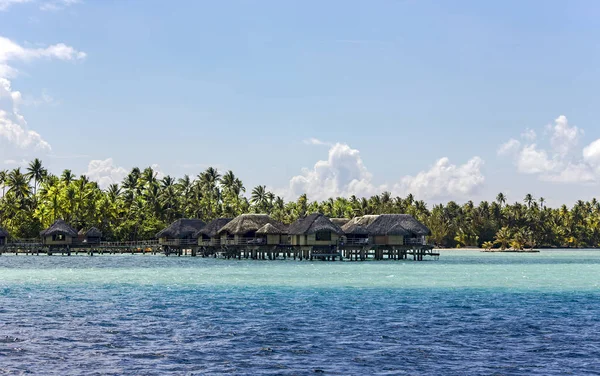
(1, 163, 600, 247)
(482, 241, 494, 250)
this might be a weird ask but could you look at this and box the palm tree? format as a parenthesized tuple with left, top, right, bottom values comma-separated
(26, 158, 47, 196)
(524, 193, 534, 209)
(494, 227, 511, 250)
(7, 168, 31, 203)
(251, 185, 268, 212)
(496, 192, 506, 207)
(0, 169, 7, 197)
(61, 169, 75, 185)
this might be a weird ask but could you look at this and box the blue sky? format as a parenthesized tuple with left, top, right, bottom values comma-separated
(1, 0, 600, 206)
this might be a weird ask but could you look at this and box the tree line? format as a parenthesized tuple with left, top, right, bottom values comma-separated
(1, 159, 599, 248)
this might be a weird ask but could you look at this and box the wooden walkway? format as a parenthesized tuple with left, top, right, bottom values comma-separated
(0, 240, 439, 261)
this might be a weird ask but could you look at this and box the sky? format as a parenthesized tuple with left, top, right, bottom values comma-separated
(1, 0, 600, 207)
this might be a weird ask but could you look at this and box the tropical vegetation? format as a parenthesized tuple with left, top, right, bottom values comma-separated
(1, 159, 600, 248)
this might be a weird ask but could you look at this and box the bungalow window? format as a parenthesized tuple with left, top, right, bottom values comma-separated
(315, 231, 331, 241)
(52, 234, 65, 241)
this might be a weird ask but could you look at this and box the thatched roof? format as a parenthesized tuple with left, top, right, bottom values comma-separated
(0, 226, 8, 237)
(194, 218, 232, 238)
(156, 219, 206, 239)
(366, 214, 430, 236)
(41, 219, 78, 237)
(342, 215, 380, 235)
(85, 227, 102, 238)
(330, 218, 350, 227)
(287, 213, 344, 235)
(218, 214, 280, 236)
(256, 222, 288, 235)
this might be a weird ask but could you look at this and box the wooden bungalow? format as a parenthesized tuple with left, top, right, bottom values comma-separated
(288, 213, 344, 247)
(365, 214, 430, 246)
(40, 219, 78, 246)
(83, 227, 102, 245)
(341, 215, 380, 245)
(0, 226, 8, 246)
(217, 214, 280, 246)
(195, 218, 232, 246)
(255, 222, 289, 246)
(156, 219, 206, 246)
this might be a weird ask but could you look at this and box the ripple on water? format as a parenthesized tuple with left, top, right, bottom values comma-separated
(0, 251, 600, 374)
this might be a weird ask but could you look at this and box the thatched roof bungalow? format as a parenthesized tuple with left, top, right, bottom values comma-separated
(288, 213, 344, 246)
(0, 226, 8, 245)
(217, 214, 280, 245)
(363, 214, 430, 246)
(255, 222, 289, 245)
(40, 219, 78, 245)
(84, 227, 102, 244)
(156, 219, 205, 246)
(341, 215, 380, 245)
(195, 218, 232, 246)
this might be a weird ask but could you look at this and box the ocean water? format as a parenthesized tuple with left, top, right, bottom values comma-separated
(1, 250, 599, 375)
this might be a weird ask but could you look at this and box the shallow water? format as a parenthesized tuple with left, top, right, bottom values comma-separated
(1, 250, 599, 375)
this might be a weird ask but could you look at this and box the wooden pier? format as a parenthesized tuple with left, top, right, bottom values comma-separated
(0, 238, 439, 261)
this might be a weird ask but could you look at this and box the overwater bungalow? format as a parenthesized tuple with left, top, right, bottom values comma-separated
(255, 222, 289, 246)
(341, 215, 380, 245)
(365, 214, 430, 246)
(217, 214, 280, 245)
(0, 226, 8, 246)
(195, 218, 232, 246)
(40, 219, 78, 246)
(83, 227, 103, 245)
(288, 213, 344, 246)
(156, 219, 206, 246)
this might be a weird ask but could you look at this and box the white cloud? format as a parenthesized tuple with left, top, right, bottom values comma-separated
(0, 78, 51, 155)
(516, 144, 555, 174)
(289, 143, 383, 201)
(541, 163, 596, 184)
(497, 139, 521, 156)
(521, 128, 536, 141)
(499, 115, 600, 184)
(0, 36, 85, 162)
(83, 158, 127, 189)
(0, 0, 31, 11)
(40, 0, 80, 11)
(0, 37, 86, 67)
(286, 142, 484, 201)
(548, 115, 582, 157)
(303, 137, 332, 147)
(583, 139, 600, 170)
(396, 157, 485, 200)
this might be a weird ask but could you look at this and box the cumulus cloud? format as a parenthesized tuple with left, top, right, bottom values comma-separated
(84, 158, 127, 189)
(289, 143, 383, 201)
(499, 115, 600, 184)
(396, 157, 485, 200)
(285, 142, 484, 201)
(0, 78, 51, 156)
(548, 115, 583, 157)
(0, 37, 86, 68)
(521, 128, 536, 141)
(516, 144, 555, 174)
(498, 139, 521, 156)
(0, 36, 85, 162)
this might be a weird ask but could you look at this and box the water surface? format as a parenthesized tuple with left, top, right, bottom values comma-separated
(1, 250, 599, 375)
